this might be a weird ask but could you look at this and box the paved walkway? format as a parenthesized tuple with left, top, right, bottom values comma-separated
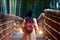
(9, 31, 45, 40)
(4, 28, 50, 40)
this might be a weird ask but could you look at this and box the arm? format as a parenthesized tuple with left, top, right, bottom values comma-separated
(22, 19, 26, 32)
(22, 19, 26, 27)
(33, 18, 39, 31)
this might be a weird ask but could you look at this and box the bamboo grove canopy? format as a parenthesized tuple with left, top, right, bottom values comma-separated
(0, 0, 60, 18)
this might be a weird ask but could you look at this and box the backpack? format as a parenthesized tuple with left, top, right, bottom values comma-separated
(25, 18, 33, 34)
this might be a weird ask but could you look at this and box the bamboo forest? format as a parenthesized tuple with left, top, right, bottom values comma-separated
(0, 0, 60, 40)
(0, 0, 60, 18)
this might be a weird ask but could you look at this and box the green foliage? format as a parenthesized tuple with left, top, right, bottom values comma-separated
(1, 0, 50, 18)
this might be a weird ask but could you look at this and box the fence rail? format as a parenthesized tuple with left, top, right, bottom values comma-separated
(0, 19, 15, 40)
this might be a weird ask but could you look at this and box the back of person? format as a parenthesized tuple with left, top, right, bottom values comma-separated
(25, 16, 33, 34)
(22, 10, 38, 40)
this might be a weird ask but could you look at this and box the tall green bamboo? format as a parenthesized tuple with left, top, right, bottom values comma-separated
(19, 0, 22, 17)
(9, 0, 12, 15)
(33, 0, 37, 18)
(11, 0, 17, 15)
(2, 0, 7, 14)
(16, 0, 20, 16)
(0, 0, 2, 12)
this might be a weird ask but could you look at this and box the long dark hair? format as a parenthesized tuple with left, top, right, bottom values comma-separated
(26, 10, 33, 18)
(25, 10, 33, 22)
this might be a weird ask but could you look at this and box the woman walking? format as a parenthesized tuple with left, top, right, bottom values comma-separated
(22, 10, 39, 40)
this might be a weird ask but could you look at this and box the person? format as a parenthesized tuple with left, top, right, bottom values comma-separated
(22, 10, 39, 40)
